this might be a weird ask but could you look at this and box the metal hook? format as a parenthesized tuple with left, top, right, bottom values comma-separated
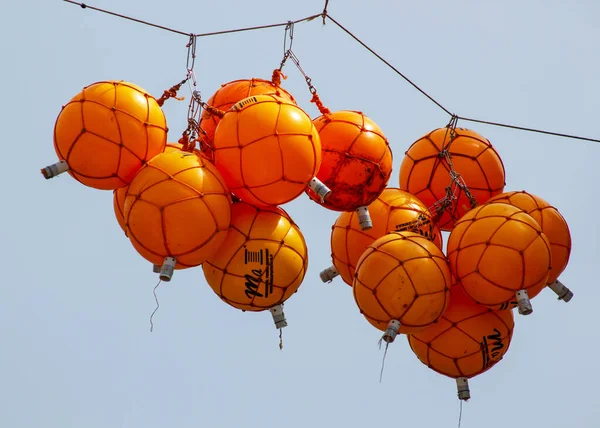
(279, 21, 295, 70)
(284, 21, 295, 54)
(186, 33, 197, 72)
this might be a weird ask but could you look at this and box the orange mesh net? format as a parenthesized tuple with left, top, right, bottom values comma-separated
(212, 94, 320, 207)
(330, 188, 442, 286)
(399, 127, 505, 231)
(408, 286, 514, 379)
(307, 111, 392, 211)
(125, 151, 231, 268)
(447, 202, 552, 307)
(203, 203, 307, 312)
(54, 81, 168, 190)
(198, 77, 296, 162)
(487, 190, 571, 284)
(353, 232, 451, 334)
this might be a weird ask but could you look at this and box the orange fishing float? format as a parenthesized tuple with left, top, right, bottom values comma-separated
(487, 190, 572, 302)
(124, 149, 232, 281)
(353, 231, 451, 344)
(42, 80, 168, 190)
(408, 285, 514, 400)
(212, 94, 323, 207)
(399, 127, 505, 231)
(306, 110, 393, 225)
(321, 188, 442, 286)
(199, 78, 296, 159)
(447, 202, 552, 315)
(203, 201, 308, 331)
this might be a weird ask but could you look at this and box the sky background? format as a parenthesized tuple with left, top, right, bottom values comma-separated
(3, 0, 599, 427)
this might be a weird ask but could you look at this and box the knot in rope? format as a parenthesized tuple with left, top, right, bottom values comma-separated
(156, 80, 186, 106)
(310, 92, 331, 116)
(321, 0, 329, 24)
(202, 103, 226, 118)
(271, 68, 288, 87)
(178, 133, 191, 151)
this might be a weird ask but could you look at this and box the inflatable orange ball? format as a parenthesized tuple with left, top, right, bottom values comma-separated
(124, 149, 232, 270)
(203, 202, 308, 311)
(199, 78, 296, 159)
(213, 94, 321, 207)
(113, 186, 128, 235)
(447, 202, 552, 311)
(112, 143, 203, 235)
(408, 285, 514, 396)
(53, 80, 168, 190)
(306, 111, 393, 211)
(353, 232, 451, 334)
(399, 127, 505, 231)
(487, 190, 571, 285)
(327, 188, 442, 286)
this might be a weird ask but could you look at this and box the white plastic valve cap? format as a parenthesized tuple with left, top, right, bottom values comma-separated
(355, 206, 372, 230)
(308, 177, 332, 202)
(159, 257, 176, 282)
(319, 265, 340, 283)
(41, 160, 69, 179)
(382, 319, 401, 344)
(548, 279, 573, 302)
(516, 289, 533, 316)
(456, 377, 471, 401)
(270, 304, 288, 329)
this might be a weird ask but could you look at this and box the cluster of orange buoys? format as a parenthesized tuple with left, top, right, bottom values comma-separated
(43, 76, 572, 400)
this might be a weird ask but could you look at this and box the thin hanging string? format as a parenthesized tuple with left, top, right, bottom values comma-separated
(458, 400, 463, 428)
(63, 0, 600, 145)
(149, 279, 162, 332)
(279, 328, 283, 350)
(377, 337, 390, 383)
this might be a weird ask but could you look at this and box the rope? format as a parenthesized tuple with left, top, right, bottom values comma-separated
(201, 103, 225, 118)
(63, 1, 320, 38)
(271, 69, 287, 86)
(283, 49, 332, 116)
(156, 79, 186, 106)
(324, 14, 453, 116)
(458, 115, 600, 143)
(63, 1, 190, 35)
(279, 328, 283, 350)
(194, 14, 322, 38)
(321, 0, 329, 25)
(149, 279, 162, 332)
(62, 0, 600, 145)
(378, 338, 390, 383)
(310, 92, 331, 116)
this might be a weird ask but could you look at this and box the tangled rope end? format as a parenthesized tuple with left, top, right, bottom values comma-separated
(272, 68, 288, 86)
(310, 92, 331, 116)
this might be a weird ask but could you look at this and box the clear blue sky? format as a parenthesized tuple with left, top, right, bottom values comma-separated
(3, 1, 599, 427)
